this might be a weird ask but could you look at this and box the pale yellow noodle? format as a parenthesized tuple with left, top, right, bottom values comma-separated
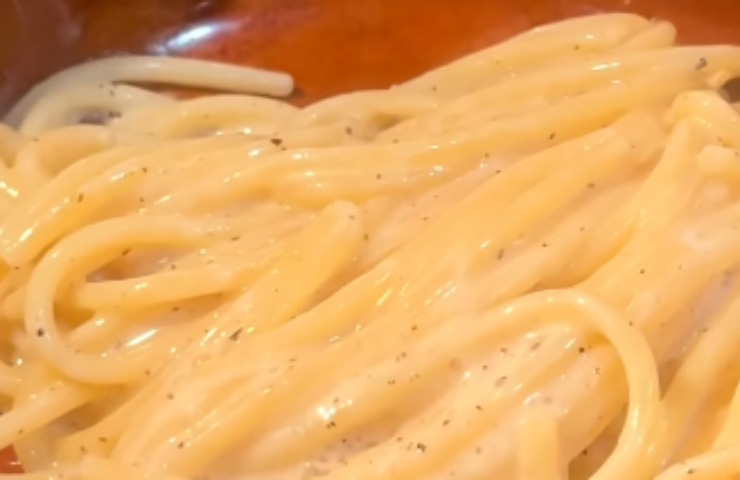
(5, 56, 293, 126)
(18, 83, 173, 137)
(517, 406, 563, 480)
(3, 12, 740, 480)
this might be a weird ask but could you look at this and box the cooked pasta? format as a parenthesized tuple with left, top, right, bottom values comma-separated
(2, 11, 740, 480)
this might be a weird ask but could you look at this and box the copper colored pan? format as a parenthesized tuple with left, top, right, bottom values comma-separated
(1, 0, 740, 473)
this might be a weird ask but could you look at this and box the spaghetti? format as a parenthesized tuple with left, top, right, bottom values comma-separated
(0, 12, 738, 480)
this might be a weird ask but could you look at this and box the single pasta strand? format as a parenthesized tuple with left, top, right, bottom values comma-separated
(5, 56, 294, 127)
(0, 124, 25, 165)
(18, 83, 174, 137)
(114, 95, 299, 138)
(73, 265, 234, 310)
(712, 382, 740, 449)
(517, 406, 564, 480)
(653, 444, 740, 480)
(610, 20, 677, 52)
(285, 90, 439, 130)
(76, 455, 188, 480)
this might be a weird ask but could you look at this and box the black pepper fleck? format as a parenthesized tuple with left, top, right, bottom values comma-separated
(229, 328, 243, 341)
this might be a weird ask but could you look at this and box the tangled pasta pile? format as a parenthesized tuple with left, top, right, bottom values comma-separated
(0, 12, 739, 480)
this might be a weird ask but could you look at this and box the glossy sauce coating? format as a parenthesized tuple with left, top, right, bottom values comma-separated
(0, 0, 740, 473)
